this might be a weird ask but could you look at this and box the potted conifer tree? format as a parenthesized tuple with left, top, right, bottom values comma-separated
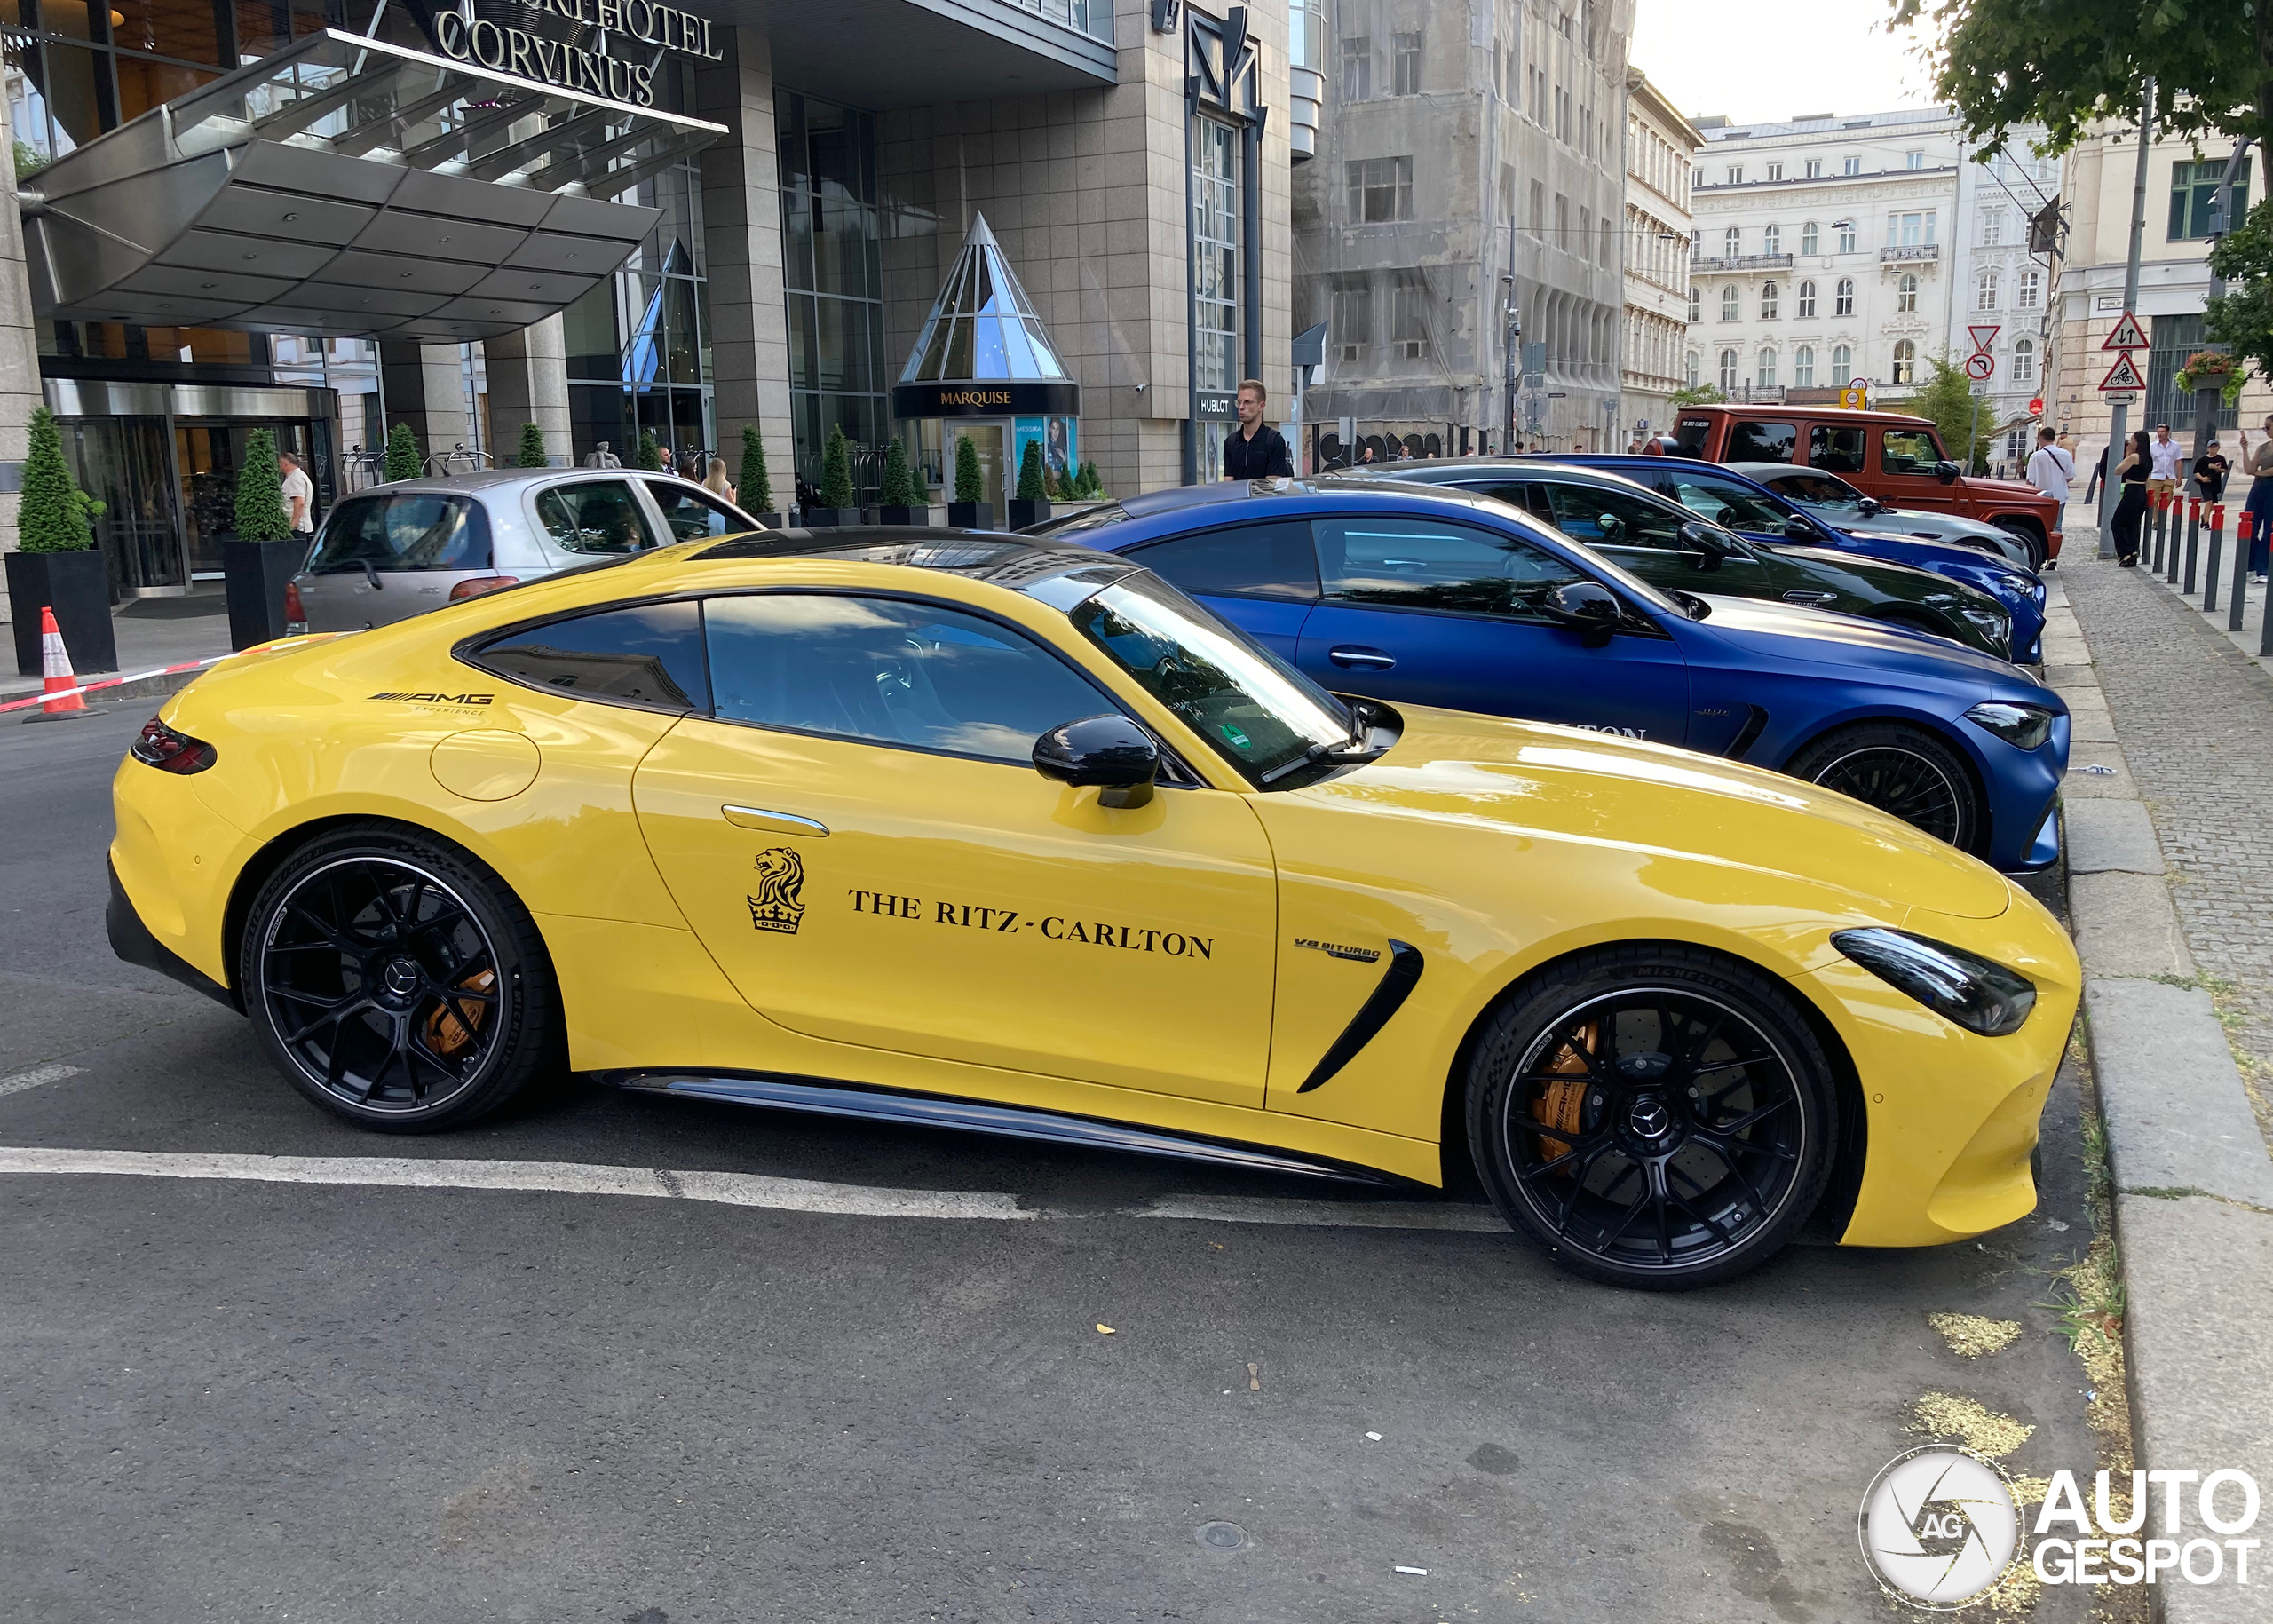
(946, 434, 992, 530)
(1006, 439, 1051, 530)
(383, 422, 423, 481)
(7, 405, 114, 677)
(875, 439, 929, 526)
(806, 424, 859, 526)
(223, 427, 300, 651)
(740, 424, 782, 527)
(635, 429, 662, 472)
(515, 422, 549, 468)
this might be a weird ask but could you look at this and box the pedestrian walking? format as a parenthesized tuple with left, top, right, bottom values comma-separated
(2112, 429, 2150, 566)
(1222, 378, 1294, 479)
(278, 450, 315, 536)
(702, 456, 736, 504)
(2242, 415, 2273, 582)
(2192, 440, 2229, 504)
(2148, 424, 2182, 500)
(2024, 426, 2073, 508)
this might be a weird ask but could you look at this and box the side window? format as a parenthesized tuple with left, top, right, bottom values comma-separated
(474, 601, 709, 713)
(1127, 520, 1321, 601)
(1810, 424, 1868, 473)
(308, 495, 487, 571)
(1540, 483, 1691, 551)
(647, 480, 758, 543)
(535, 480, 660, 555)
(704, 594, 1112, 763)
(1660, 476, 1787, 533)
(1724, 420, 1797, 463)
(1881, 429, 1943, 473)
(1316, 514, 1587, 624)
(1466, 480, 1557, 524)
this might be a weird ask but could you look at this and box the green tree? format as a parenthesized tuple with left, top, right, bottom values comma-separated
(515, 422, 549, 468)
(234, 427, 293, 543)
(954, 436, 983, 503)
(1911, 353, 1998, 472)
(384, 422, 423, 482)
(1016, 438, 1046, 501)
(820, 423, 856, 508)
(877, 438, 917, 507)
(738, 424, 773, 511)
(17, 407, 96, 553)
(635, 429, 661, 471)
(2206, 205, 2273, 392)
(1667, 384, 1726, 408)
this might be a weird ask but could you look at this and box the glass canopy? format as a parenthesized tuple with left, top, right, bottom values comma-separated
(899, 213, 1071, 386)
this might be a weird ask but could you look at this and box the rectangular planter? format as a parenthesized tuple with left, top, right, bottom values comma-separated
(801, 506, 859, 527)
(875, 505, 930, 527)
(1005, 498, 1052, 531)
(752, 511, 786, 529)
(223, 539, 304, 651)
(7, 548, 115, 677)
(946, 502, 995, 531)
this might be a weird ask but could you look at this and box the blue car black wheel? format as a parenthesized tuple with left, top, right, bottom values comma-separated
(1785, 722, 1980, 854)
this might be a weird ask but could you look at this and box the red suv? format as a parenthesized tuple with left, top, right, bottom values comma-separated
(1670, 405, 2062, 568)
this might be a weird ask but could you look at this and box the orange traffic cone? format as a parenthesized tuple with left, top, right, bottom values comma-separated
(25, 606, 92, 723)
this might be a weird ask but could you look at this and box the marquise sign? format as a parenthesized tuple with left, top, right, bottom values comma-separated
(432, 0, 725, 109)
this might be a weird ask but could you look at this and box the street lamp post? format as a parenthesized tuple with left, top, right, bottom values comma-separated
(1501, 273, 1520, 457)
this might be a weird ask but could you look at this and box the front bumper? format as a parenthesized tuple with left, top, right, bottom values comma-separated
(1975, 709, 2069, 872)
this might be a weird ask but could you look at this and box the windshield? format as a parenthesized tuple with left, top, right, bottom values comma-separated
(308, 493, 490, 573)
(1770, 472, 1870, 511)
(1067, 572, 1353, 786)
(1659, 476, 1794, 534)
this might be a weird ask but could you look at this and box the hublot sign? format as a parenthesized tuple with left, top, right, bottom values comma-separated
(432, 0, 725, 109)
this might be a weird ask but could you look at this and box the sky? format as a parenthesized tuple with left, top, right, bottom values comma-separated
(1629, 0, 1941, 128)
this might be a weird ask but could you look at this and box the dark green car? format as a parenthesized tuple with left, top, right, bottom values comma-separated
(1335, 460, 2015, 661)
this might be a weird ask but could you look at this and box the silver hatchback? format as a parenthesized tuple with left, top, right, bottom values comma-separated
(289, 468, 763, 632)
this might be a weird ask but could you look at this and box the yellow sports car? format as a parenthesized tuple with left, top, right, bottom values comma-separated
(107, 531, 2079, 1287)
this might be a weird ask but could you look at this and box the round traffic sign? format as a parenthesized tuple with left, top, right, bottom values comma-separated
(1965, 353, 1996, 380)
(2028, 395, 2044, 415)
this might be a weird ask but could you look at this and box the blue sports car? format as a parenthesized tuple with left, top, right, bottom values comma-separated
(1526, 455, 2049, 665)
(1037, 480, 2067, 871)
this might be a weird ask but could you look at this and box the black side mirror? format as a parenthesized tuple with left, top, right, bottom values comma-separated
(1783, 519, 1816, 543)
(1935, 460, 1961, 483)
(1544, 580, 1622, 646)
(1034, 714, 1159, 808)
(1677, 519, 1728, 571)
(1857, 496, 1885, 515)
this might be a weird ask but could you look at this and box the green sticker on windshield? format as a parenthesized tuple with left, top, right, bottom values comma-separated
(1219, 722, 1252, 749)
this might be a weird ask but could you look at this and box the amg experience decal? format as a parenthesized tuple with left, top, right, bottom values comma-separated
(747, 848, 808, 935)
(845, 889, 1213, 960)
(368, 691, 495, 705)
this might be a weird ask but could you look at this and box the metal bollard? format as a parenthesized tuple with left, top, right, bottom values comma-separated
(2206, 506, 2226, 613)
(2153, 489, 2171, 572)
(2234, 513, 2255, 632)
(2261, 547, 2273, 657)
(2183, 496, 2202, 590)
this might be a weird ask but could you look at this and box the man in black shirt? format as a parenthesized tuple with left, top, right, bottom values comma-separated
(1223, 378, 1295, 479)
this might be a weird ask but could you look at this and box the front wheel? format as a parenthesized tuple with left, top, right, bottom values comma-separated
(1993, 519, 2047, 571)
(1786, 721, 1981, 854)
(1466, 944, 1838, 1289)
(240, 824, 558, 1132)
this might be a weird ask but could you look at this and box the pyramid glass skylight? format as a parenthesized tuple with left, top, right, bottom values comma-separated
(899, 214, 1070, 385)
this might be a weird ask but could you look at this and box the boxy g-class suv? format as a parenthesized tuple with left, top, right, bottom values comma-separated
(1670, 404, 2063, 569)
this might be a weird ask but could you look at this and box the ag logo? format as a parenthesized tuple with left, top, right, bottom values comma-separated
(1859, 1446, 2021, 1608)
(747, 847, 807, 935)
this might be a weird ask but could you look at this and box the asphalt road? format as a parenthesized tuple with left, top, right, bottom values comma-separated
(3, 700, 2102, 1623)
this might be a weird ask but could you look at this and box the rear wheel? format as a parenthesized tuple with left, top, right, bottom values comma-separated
(1786, 721, 1981, 853)
(240, 825, 558, 1132)
(1994, 519, 2047, 570)
(1466, 944, 1837, 1289)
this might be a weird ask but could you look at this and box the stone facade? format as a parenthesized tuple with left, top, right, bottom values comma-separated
(1620, 70, 1695, 441)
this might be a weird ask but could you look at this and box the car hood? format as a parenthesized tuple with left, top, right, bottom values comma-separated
(1966, 475, 2051, 504)
(1682, 590, 2041, 685)
(1769, 544, 1982, 595)
(1843, 508, 2016, 543)
(1300, 707, 2014, 919)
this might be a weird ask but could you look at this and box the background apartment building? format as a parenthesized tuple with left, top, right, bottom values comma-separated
(1620, 69, 1696, 440)
(1946, 137, 2059, 471)
(1295, 0, 1633, 462)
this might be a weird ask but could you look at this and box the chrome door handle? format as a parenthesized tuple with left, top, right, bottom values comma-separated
(1781, 590, 1839, 606)
(722, 805, 829, 837)
(1327, 646, 1397, 669)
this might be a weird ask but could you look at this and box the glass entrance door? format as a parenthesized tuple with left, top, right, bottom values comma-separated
(175, 419, 313, 578)
(60, 416, 182, 594)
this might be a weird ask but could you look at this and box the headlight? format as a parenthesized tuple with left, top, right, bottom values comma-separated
(1832, 928, 2037, 1036)
(1955, 604, 2011, 655)
(1965, 700, 2055, 749)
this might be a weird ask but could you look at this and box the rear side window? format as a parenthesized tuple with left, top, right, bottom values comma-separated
(647, 479, 757, 542)
(1810, 425, 1867, 472)
(307, 494, 489, 573)
(535, 479, 659, 555)
(1316, 514, 1586, 624)
(1881, 429, 1943, 473)
(474, 601, 709, 712)
(1127, 521, 1320, 601)
(1725, 421, 1797, 463)
(1540, 483, 1691, 549)
(1674, 417, 1713, 456)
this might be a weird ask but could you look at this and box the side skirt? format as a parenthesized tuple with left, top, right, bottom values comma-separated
(596, 1069, 1396, 1185)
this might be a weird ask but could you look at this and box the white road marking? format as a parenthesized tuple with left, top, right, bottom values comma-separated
(0, 1064, 88, 1099)
(0, 1145, 1509, 1232)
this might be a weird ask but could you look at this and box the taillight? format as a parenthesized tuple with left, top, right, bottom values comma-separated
(131, 717, 216, 774)
(284, 580, 305, 623)
(449, 575, 520, 602)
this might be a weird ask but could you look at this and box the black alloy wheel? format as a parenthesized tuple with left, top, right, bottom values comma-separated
(242, 825, 558, 1132)
(1468, 945, 1836, 1289)
(1785, 721, 1980, 853)
(1993, 519, 2049, 571)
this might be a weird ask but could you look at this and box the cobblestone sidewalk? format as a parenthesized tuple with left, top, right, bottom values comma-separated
(2060, 538, 2273, 1153)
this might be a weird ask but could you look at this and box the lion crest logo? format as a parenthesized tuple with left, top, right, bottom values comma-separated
(747, 847, 807, 935)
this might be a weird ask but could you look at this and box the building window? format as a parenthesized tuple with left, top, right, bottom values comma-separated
(1721, 284, 1740, 321)
(1556, 86, 1572, 142)
(1888, 210, 1936, 246)
(1686, 349, 1699, 387)
(1555, 192, 1570, 243)
(1340, 36, 1372, 101)
(1804, 158, 1822, 178)
(1694, 165, 1706, 187)
(1532, 66, 1548, 123)
(1832, 344, 1853, 385)
(1976, 268, 2000, 310)
(1766, 162, 1783, 182)
(1193, 118, 1240, 396)
(1836, 221, 1857, 253)
(1981, 209, 2005, 247)
(1763, 223, 1781, 255)
(1761, 281, 1779, 320)
(1689, 285, 1701, 322)
(1758, 347, 1778, 387)
(1332, 278, 1373, 362)
(1390, 279, 1429, 359)
(2011, 338, 2035, 383)
(1390, 31, 1421, 96)
(1725, 163, 1744, 185)
(1345, 156, 1414, 222)
(1891, 338, 1916, 384)
(1580, 104, 1593, 154)
(2018, 268, 2041, 308)
(1801, 220, 1819, 255)
(1718, 348, 1739, 392)
(772, 91, 879, 498)
(1905, 150, 1924, 170)
(1794, 345, 1815, 387)
(1724, 225, 1742, 256)
(1579, 206, 1592, 254)
(2170, 157, 2252, 240)
(1841, 155, 1861, 176)
(1897, 273, 1919, 313)
(1834, 277, 1854, 316)
(1796, 279, 1817, 319)
(1530, 178, 1546, 234)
